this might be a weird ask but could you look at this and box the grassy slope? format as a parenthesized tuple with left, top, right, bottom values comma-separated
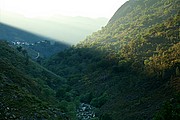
(0, 41, 68, 120)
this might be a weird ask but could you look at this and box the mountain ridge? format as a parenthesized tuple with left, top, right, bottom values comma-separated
(44, 0, 180, 119)
(0, 23, 70, 58)
(1, 12, 108, 44)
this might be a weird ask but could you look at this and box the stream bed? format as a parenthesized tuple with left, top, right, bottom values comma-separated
(76, 103, 96, 120)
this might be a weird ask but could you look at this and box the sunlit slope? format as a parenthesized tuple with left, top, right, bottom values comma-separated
(44, 0, 180, 119)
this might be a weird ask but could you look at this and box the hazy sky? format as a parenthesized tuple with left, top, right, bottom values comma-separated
(0, 0, 128, 18)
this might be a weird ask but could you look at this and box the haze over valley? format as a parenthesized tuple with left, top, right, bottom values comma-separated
(1, 0, 127, 44)
(1, 12, 108, 44)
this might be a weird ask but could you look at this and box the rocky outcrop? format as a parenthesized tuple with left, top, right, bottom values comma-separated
(76, 103, 96, 120)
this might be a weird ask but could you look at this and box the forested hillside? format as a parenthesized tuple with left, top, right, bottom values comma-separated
(0, 41, 74, 120)
(44, 0, 180, 119)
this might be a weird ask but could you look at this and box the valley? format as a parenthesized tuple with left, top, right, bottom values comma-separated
(0, 0, 180, 120)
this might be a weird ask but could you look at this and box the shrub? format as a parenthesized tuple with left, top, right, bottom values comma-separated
(90, 92, 108, 108)
(80, 92, 93, 104)
(100, 113, 112, 120)
(153, 94, 180, 120)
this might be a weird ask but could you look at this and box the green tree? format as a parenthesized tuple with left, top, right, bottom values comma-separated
(56, 88, 66, 100)
(175, 67, 180, 77)
(90, 92, 108, 108)
(100, 113, 112, 120)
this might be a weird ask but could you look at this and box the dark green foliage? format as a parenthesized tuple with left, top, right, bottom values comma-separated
(153, 94, 180, 120)
(80, 92, 93, 104)
(91, 117, 100, 120)
(56, 88, 66, 100)
(16, 46, 22, 52)
(57, 100, 77, 119)
(176, 67, 180, 77)
(90, 93, 108, 108)
(100, 113, 112, 120)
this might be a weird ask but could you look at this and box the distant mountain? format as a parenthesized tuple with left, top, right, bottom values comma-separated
(0, 23, 69, 58)
(1, 12, 108, 44)
(44, 0, 180, 119)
